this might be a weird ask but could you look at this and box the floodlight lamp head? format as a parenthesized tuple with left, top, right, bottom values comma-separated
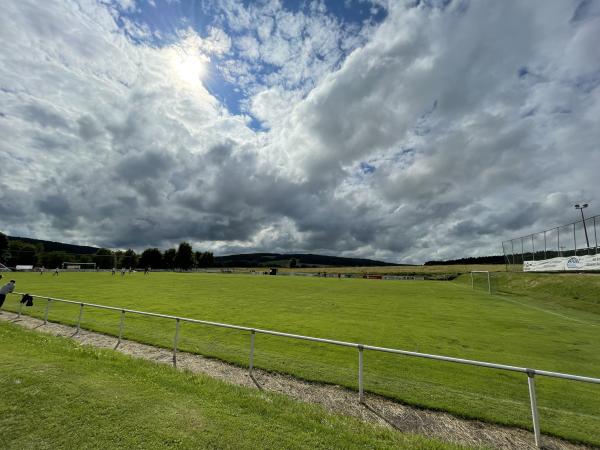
(583, 203, 588, 208)
(575, 204, 580, 208)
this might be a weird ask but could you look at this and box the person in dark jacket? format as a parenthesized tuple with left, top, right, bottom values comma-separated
(0, 280, 16, 312)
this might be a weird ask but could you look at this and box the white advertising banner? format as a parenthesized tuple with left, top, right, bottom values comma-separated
(523, 255, 600, 272)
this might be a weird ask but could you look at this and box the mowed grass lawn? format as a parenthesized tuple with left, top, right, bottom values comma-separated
(278, 264, 515, 274)
(0, 322, 460, 450)
(3, 272, 599, 445)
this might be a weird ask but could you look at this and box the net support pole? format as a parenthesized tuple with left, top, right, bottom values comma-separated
(521, 237, 525, 264)
(249, 330, 255, 376)
(527, 371, 542, 448)
(17, 301, 24, 318)
(511, 240, 515, 268)
(487, 272, 491, 294)
(43, 299, 51, 324)
(543, 231, 547, 259)
(531, 235, 535, 261)
(594, 216, 598, 254)
(557, 227, 560, 256)
(172, 318, 180, 368)
(116, 310, 125, 349)
(470, 271, 474, 289)
(76, 303, 84, 333)
(358, 345, 365, 403)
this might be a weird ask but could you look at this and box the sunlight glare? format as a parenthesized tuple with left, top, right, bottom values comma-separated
(173, 52, 208, 86)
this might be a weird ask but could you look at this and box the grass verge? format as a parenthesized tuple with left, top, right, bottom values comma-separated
(0, 321, 463, 450)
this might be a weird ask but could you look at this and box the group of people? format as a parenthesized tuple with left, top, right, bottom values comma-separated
(111, 267, 151, 276)
(0, 264, 152, 314)
(38, 266, 60, 276)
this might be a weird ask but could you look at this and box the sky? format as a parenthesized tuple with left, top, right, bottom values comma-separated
(1, 0, 599, 263)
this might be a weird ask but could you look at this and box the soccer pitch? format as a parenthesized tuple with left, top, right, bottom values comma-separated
(3, 272, 599, 445)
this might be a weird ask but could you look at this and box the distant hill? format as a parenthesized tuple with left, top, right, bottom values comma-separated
(9, 236, 99, 255)
(424, 255, 505, 265)
(215, 253, 399, 268)
(6, 236, 398, 267)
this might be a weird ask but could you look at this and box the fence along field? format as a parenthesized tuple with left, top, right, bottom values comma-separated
(3, 272, 600, 446)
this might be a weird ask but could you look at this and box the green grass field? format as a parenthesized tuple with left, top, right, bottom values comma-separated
(278, 264, 517, 275)
(2, 271, 599, 445)
(0, 322, 460, 450)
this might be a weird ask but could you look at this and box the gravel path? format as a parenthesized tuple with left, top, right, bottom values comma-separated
(0, 312, 592, 450)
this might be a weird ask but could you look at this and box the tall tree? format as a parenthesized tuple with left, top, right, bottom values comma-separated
(8, 241, 38, 266)
(94, 248, 114, 269)
(121, 249, 138, 269)
(196, 251, 214, 268)
(174, 242, 194, 270)
(39, 251, 70, 269)
(140, 248, 162, 269)
(163, 248, 176, 269)
(194, 251, 203, 268)
(0, 232, 8, 263)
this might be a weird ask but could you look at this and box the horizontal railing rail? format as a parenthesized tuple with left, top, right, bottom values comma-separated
(7, 291, 600, 447)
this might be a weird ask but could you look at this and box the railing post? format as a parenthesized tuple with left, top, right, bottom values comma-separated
(527, 370, 542, 448)
(470, 271, 474, 289)
(116, 310, 125, 348)
(358, 345, 364, 403)
(76, 303, 84, 333)
(249, 330, 255, 376)
(44, 298, 51, 324)
(172, 318, 180, 368)
(487, 272, 491, 294)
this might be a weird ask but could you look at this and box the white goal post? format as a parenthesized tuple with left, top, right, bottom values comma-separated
(470, 270, 491, 294)
(62, 262, 96, 271)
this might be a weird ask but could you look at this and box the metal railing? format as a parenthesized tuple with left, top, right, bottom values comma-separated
(8, 291, 600, 448)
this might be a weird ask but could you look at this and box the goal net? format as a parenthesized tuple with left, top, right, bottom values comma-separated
(0, 263, 11, 272)
(470, 271, 492, 294)
(62, 262, 96, 271)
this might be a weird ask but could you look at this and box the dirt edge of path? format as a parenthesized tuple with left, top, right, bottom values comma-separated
(0, 312, 592, 450)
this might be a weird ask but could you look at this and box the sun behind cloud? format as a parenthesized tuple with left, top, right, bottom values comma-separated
(172, 50, 208, 86)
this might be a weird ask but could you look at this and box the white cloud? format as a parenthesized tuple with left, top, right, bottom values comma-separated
(1, 0, 599, 263)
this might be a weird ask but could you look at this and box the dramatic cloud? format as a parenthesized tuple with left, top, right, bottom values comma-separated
(1, 0, 599, 262)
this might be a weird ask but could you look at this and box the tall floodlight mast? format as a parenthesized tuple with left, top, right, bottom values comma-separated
(574, 203, 590, 249)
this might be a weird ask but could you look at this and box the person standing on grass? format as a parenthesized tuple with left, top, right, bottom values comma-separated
(53, 267, 59, 276)
(112, 267, 116, 276)
(40, 266, 45, 275)
(0, 279, 16, 313)
(121, 267, 125, 276)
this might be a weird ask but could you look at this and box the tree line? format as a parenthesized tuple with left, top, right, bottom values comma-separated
(0, 233, 213, 270)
